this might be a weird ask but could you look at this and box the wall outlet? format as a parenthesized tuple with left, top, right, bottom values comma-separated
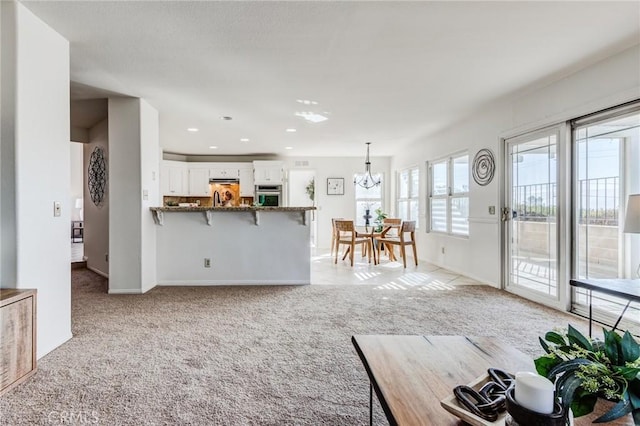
(441, 247, 445, 254)
(204, 258, 211, 268)
(489, 205, 496, 215)
(53, 201, 61, 217)
(105, 253, 109, 262)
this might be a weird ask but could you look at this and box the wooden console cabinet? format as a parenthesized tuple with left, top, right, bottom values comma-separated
(0, 289, 37, 396)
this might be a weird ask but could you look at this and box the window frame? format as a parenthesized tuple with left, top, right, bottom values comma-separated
(397, 166, 420, 228)
(427, 151, 469, 236)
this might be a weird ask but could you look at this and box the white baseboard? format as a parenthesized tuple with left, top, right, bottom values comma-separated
(108, 288, 143, 294)
(428, 260, 499, 288)
(157, 280, 309, 286)
(87, 266, 108, 279)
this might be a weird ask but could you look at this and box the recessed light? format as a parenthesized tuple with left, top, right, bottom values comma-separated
(285, 128, 297, 133)
(295, 111, 328, 123)
(240, 138, 250, 142)
(296, 99, 318, 105)
(209, 146, 218, 149)
(187, 128, 199, 132)
(220, 116, 233, 121)
(285, 146, 293, 150)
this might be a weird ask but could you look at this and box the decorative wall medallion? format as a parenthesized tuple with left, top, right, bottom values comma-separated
(88, 147, 107, 206)
(472, 148, 495, 186)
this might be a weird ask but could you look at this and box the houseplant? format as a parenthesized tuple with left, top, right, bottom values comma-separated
(305, 178, 315, 202)
(534, 324, 640, 424)
(373, 208, 388, 232)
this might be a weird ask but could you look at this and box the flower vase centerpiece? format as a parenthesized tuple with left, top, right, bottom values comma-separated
(534, 324, 640, 424)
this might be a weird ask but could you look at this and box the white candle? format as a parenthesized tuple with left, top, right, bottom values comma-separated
(514, 371, 555, 414)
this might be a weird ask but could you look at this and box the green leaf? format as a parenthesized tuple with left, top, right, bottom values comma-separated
(632, 408, 640, 425)
(604, 329, 623, 366)
(548, 358, 593, 382)
(571, 394, 597, 418)
(593, 397, 632, 423)
(616, 366, 640, 381)
(629, 380, 640, 409)
(621, 331, 640, 363)
(556, 373, 583, 409)
(539, 336, 551, 354)
(568, 324, 593, 351)
(545, 331, 567, 346)
(535, 355, 561, 377)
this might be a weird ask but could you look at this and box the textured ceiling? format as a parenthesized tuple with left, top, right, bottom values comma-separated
(22, 1, 640, 157)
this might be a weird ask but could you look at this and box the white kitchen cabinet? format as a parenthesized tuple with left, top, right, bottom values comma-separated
(161, 161, 188, 196)
(253, 161, 284, 185)
(188, 168, 211, 196)
(239, 167, 254, 197)
(209, 168, 239, 179)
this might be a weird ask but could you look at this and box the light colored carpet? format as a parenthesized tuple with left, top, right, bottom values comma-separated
(0, 269, 588, 425)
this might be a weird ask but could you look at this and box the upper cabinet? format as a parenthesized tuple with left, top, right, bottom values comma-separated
(188, 167, 211, 196)
(209, 168, 239, 179)
(239, 165, 254, 197)
(161, 161, 188, 196)
(253, 161, 284, 185)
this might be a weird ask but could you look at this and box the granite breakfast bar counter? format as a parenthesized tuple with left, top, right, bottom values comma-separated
(150, 206, 316, 285)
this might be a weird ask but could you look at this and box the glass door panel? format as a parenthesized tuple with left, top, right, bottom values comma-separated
(506, 130, 559, 299)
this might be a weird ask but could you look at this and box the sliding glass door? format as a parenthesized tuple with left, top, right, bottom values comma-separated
(571, 105, 640, 330)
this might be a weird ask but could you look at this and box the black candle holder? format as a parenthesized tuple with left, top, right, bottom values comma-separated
(505, 387, 568, 426)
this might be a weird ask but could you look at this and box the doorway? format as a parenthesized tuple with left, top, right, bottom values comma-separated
(504, 126, 563, 307)
(70, 141, 84, 263)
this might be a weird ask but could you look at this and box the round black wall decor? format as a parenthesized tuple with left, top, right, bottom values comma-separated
(88, 147, 107, 206)
(472, 148, 495, 186)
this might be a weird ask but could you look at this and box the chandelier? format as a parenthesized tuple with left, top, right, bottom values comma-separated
(354, 142, 381, 189)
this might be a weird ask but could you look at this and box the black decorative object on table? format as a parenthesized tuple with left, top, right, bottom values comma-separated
(363, 209, 372, 227)
(88, 147, 107, 206)
(453, 368, 514, 422)
(505, 387, 567, 426)
(472, 148, 495, 186)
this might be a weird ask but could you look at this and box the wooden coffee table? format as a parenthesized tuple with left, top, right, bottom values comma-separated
(351, 335, 534, 425)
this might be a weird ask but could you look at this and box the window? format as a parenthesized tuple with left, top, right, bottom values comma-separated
(354, 173, 383, 226)
(397, 167, 419, 228)
(428, 153, 469, 235)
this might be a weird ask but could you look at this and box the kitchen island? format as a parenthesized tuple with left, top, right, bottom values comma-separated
(150, 206, 316, 285)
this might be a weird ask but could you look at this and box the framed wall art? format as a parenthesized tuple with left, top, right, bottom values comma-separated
(327, 178, 344, 195)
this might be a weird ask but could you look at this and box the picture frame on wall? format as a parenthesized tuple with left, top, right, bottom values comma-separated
(327, 178, 344, 195)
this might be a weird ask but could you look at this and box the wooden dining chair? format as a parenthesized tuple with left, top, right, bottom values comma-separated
(373, 218, 402, 261)
(330, 218, 344, 257)
(375, 220, 418, 268)
(334, 220, 372, 266)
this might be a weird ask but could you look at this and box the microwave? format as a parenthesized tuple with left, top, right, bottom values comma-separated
(255, 185, 282, 207)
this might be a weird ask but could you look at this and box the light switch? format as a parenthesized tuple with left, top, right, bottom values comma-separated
(143, 189, 149, 200)
(54, 201, 61, 217)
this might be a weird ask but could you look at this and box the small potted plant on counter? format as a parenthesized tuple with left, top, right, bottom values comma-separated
(534, 324, 640, 423)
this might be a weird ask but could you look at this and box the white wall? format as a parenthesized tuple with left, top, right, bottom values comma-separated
(70, 142, 84, 221)
(139, 100, 159, 293)
(84, 119, 109, 276)
(108, 98, 159, 293)
(391, 44, 640, 287)
(1, 2, 72, 357)
(283, 156, 391, 249)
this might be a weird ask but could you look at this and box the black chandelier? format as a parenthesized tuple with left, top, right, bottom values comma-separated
(354, 142, 381, 189)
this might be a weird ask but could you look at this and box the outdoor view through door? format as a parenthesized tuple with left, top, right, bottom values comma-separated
(506, 129, 559, 299)
(504, 102, 640, 332)
(572, 106, 640, 329)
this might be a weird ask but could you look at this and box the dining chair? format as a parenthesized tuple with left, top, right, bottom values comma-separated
(373, 218, 402, 261)
(334, 220, 372, 266)
(330, 218, 344, 257)
(374, 220, 418, 268)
